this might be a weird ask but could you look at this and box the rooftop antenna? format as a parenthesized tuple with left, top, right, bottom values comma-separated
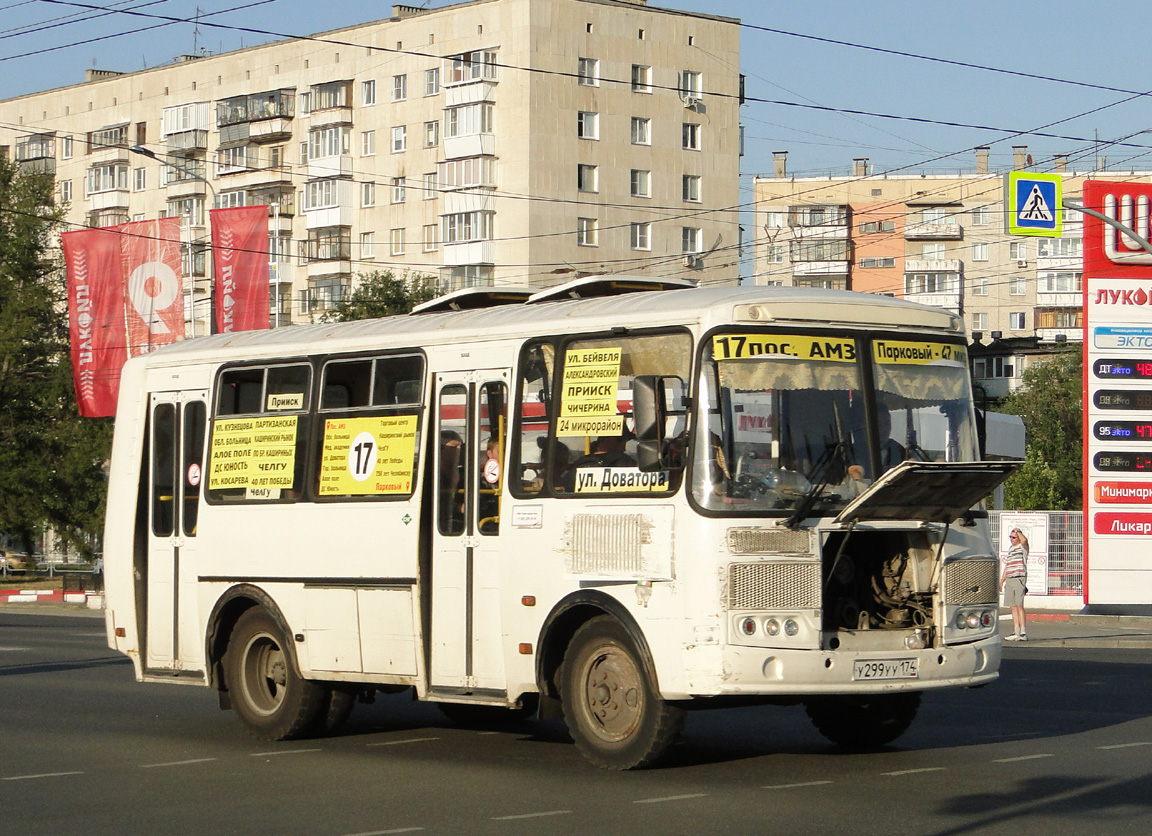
(192, 5, 202, 55)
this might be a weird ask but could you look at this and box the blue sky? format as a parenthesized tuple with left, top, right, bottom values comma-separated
(2, 0, 1151, 180)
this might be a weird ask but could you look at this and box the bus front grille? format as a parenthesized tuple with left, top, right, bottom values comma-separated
(728, 561, 820, 610)
(941, 559, 999, 605)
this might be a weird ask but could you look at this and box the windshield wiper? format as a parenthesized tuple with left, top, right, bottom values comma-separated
(785, 436, 846, 530)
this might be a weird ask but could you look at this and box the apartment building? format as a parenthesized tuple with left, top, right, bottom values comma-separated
(752, 147, 1136, 395)
(0, 0, 741, 328)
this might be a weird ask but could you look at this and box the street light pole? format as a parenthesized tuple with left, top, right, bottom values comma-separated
(129, 144, 216, 338)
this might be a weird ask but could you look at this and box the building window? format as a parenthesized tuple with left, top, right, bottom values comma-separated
(423, 224, 438, 252)
(764, 211, 786, 229)
(60, 135, 73, 159)
(439, 156, 497, 190)
(765, 244, 784, 264)
(446, 50, 499, 85)
(1037, 238, 1082, 258)
(308, 126, 348, 159)
(304, 179, 342, 210)
(133, 167, 146, 191)
(577, 111, 599, 140)
(679, 70, 702, 102)
(443, 211, 494, 243)
(682, 122, 700, 150)
(1036, 308, 1083, 329)
(1010, 241, 1028, 261)
(361, 79, 376, 105)
(630, 169, 650, 198)
(972, 242, 989, 261)
(423, 171, 438, 200)
(392, 74, 407, 101)
(577, 164, 598, 193)
(60, 179, 73, 203)
(361, 181, 375, 207)
(424, 120, 440, 148)
(631, 64, 652, 93)
(905, 272, 958, 294)
(360, 231, 374, 258)
(630, 117, 650, 145)
(85, 163, 128, 194)
(217, 190, 246, 209)
(391, 176, 406, 203)
(682, 174, 701, 202)
(791, 239, 850, 262)
(1010, 312, 1026, 331)
(390, 228, 405, 256)
(361, 130, 375, 156)
(631, 222, 651, 251)
(1039, 271, 1082, 293)
(299, 91, 313, 115)
(971, 276, 988, 295)
(445, 103, 493, 137)
(299, 142, 309, 165)
(425, 67, 440, 96)
(1010, 275, 1027, 295)
(577, 217, 598, 246)
(859, 220, 895, 234)
(971, 204, 989, 225)
(682, 227, 701, 254)
(578, 57, 600, 86)
(971, 312, 987, 331)
(392, 125, 407, 153)
(858, 257, 896, 269)
(921, 242, 946, 259)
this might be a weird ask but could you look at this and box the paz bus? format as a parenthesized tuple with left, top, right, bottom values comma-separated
(102, 278, 1017, 769)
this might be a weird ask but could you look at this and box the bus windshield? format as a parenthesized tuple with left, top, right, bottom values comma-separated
(691, 332, 978, 515)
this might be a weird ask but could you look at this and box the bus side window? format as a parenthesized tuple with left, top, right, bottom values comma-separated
(374, 355, 424, 406)
(510, 340, 556, 496)
(152, 403, 177, 536)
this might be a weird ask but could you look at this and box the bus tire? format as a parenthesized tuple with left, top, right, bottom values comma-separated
(312, 686, 357, 735)
(560, 616, 684, 770)
(227, 608, 324, 741)
(804, 692, 921, 749)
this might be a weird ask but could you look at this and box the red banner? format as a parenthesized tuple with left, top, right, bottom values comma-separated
(211, 206, 270, 333)
(62, 227, 130, 418)
(121, 218, 185, 355)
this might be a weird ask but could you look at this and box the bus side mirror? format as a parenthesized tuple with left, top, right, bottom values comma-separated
(633, 375, 686, 473)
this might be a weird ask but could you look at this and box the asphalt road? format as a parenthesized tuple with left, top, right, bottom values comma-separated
(2, 608, 1151, 836)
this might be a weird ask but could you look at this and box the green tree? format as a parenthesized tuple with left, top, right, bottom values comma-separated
(0, 157, 113, 556)
(997, 349, 1083, 510)
(321, 269, 439, 322)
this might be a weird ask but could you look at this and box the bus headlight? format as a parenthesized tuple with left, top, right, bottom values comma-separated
(784, 619, 799, 637)
(740, 617, 757, 636)
(764, 618, 781, 637)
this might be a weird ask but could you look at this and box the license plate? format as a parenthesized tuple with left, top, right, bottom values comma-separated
(852, 658, 919, 681)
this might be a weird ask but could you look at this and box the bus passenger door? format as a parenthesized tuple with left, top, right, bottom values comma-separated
(430, 370, 510, 695)
(144, 390, 207, 674)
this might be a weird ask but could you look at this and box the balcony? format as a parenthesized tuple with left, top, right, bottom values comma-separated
(444, 189, 495, 215)
(444, 133, 495, 160)
(904, 221, 963, 240)
(791, 260, 849, 277)
(217, 89, 295, 128)
(442, 240, 495, 266)
(307, 155, 355, 179)
(1036, 327, 1083, 343)
(905, 258, 961, 273)
(166, 130, 209, 154)
(446, 81, 497, 107)
(87, 189, 130, 210)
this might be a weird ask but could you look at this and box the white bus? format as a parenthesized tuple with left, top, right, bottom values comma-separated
(103, 278, 1017, 769)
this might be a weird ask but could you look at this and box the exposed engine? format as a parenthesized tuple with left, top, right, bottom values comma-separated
(821, 530, 936, 634)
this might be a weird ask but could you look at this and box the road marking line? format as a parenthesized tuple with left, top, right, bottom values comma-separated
(1098, 742, 1152, 750)
(249, 748, 323, 757)
(4, 771, 84, 781)
(342, 829, 425, 835)
(882, 767, 947, 776)
(634, 793, 708, 804)
(140, 758, 218, 769)
(763, 781, 834, 790)
(492, 811, 572, 821)
(994, 754, 1054, 763)
(366, 737, 440, 747)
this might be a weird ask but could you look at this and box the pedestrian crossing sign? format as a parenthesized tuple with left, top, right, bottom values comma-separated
(1005, 171, 1063, 237)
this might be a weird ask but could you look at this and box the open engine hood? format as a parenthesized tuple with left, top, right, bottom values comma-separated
(833, 460, 1021, 525)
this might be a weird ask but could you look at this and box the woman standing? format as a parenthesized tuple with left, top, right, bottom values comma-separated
(1001, 528, 1029, 641)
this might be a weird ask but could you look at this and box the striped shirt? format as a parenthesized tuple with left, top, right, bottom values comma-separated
(1004, 544, 1027, 578)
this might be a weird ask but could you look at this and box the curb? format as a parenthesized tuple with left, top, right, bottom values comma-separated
(0, 588, 103, 607)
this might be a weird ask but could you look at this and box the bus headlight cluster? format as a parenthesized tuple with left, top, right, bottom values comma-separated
(738, 616, 801, 638)
(953, 609, 995, 630)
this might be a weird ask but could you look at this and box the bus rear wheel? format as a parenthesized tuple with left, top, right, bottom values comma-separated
(227, 608, 324, 741)
(804, 692, 921, 749)
(560, 616, 684, 770)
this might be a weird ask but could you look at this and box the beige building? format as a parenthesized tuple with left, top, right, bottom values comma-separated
(0, 0, 741, 329)
(752, 147, 1141, 394)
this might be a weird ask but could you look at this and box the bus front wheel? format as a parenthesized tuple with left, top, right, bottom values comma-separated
(560, 616, 685, 770)
(804, 692, 921, 749)
(226, 608, 324, 741)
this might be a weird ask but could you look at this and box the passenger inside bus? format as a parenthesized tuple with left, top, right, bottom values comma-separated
(438, 430, 465, 534)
